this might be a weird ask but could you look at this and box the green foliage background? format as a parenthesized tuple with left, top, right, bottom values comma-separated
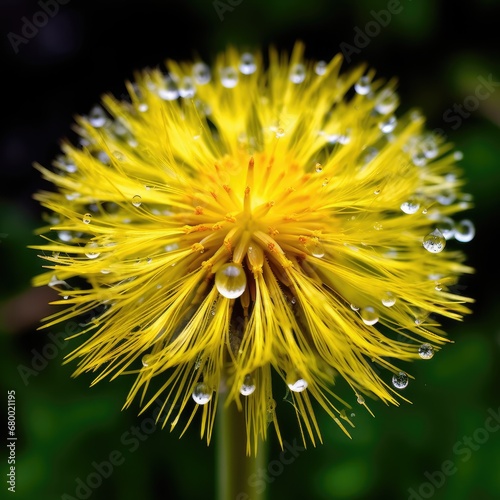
(1, 0, 499, 499)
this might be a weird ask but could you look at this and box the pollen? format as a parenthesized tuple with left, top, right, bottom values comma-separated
(31, 42, 474, 456)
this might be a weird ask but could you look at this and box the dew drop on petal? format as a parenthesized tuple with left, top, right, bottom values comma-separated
(82, 213, 92, 224)
(132, 195, 142, 207)
(423, 229, 446, 253)
(454, 219, 475, 242)
(141, 355, 152, 367)
(158, 77, 179, 100)
(418, 343, 434, 360)
(287, 376, 308, 392)
(289, 63, 306, 84)
(88, 105, 107, 127)
(192, 383, 212, 405)
(379, 115, 397, 133)
(215, 262, 247, 299)
(315, 162, 323, 173)
(314, 60, 327, 76)
(85, 242, 100, 259)
(400, 198, 420, 214)
(220, 67, 239, 88)
(179, 77, 196, 98)
(58, 230, 73, 242)
(354, 75, 371, 95)
(381, 292, 396, 307)
(392, 371, 409, 389)
(240, 374, 256, 396)
(437, 217, 456, 240)
(275, 127, 285, 138)
(375, 88, 398, 114)
(356, 394, 365, 404)
(192, 62, 211, 84)
(311, 241, 325, 258)
(239, 53, 257, 75)
(360, 306, 379, 325)
(350, 304, 360, 311)
(453, 151, 464, 161)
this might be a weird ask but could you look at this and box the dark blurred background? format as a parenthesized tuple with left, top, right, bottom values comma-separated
(1, 0, 499, 499)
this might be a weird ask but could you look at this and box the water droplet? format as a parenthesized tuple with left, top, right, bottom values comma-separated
(412, 150, 427, 167)
(58, 230, 73, 242)
(88, 105, 107, 127)
(215, 262, 247, 299)
(436, 189, 456, 205)
(381, 292, 396, 307)
(192, 62, 211, 84)
(453, 151, 464, 161)
(423, 229, 446, 253)
(360, 306, 379, 326)
(311, 241, 325, 258)
(373, 222, 383, 231)
(413, 307, 429, 325)
(350, 412, 356, 418)
(400, 198, 420, 215)
(287, 376, 308, 392)
(379, 115, 397, 133)
(434, 282, 443, 291)
(179, 76, 195, 98)
(315, 162, 323, 173)
(82, 213, 92, 224)
(322, 178, 329, 187)
(192, 382, 212, 405)
(289, 63, 306, 84)
(240, 374, 256, 396)
(138, 103, 148, 112)
(350, 304, 360, 311)
(392, 371, 408, 389)
(275, 128, 285, 138)
(112, 151, 125, 161)
(132, 195, 142, 207)
(421, 137, 439, 159)
(354, 75, 371, 95)
(220, 67, 239, 88)
(142, 355, 152, 367)
(375, 88, 398, 114)
(314, 60, 327, 76)
(454, 219, 475, 242)
(418, 343, 434, 360)
(437, 217, 456, 240)
(85, 242, 100, 259)
(356, 394, 365, 404)
(373, 188, 381, 195)
(239, 53, 257, 75)
(158, 76, 179, 100)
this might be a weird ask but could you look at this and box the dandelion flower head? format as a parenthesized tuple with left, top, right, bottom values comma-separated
(32, 42, 474, 454)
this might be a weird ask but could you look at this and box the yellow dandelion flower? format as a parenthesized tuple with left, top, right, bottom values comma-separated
(31, 42, 474, 455)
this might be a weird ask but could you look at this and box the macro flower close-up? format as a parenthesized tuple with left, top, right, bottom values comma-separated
(30, 40, 475, 465)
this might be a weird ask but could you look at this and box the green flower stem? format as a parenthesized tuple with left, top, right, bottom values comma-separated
(217, 394, 268, 500)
